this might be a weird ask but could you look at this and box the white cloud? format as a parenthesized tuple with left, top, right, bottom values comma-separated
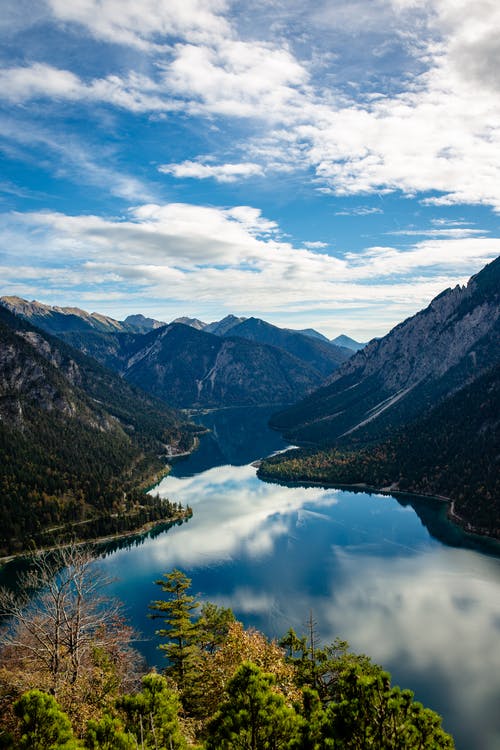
(303, 241, 329, 249)
(335, 206, 383, 216)
(159, 159, 264, 182)
(161, 38, 309, 120)
(1, 202, 498, 337)
(388, 227, 487, 239)
(47, 0, 230, 49)
(4, 2, 500, 213)
(0, 63, 175, 113)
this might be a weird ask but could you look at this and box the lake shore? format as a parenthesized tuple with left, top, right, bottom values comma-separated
(257, 465, 500, 543)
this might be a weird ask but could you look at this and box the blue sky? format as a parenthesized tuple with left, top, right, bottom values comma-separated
(1, 0, 499, 340)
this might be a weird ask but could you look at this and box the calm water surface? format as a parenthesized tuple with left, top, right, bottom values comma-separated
(93, 408, 499, 749)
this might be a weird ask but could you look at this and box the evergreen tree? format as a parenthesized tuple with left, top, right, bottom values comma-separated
(206, 662, 300, 750)
(321, 665, 455, 749)
(13, 690, 77, 750)
(149, 569, 200, 691)
(84, 714, 134, 750)
(116, 673, 187, 750)
(197, 601, 236, 653)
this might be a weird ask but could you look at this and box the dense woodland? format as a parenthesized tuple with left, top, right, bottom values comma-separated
(0, 551, 455, 748)
(0, 306, 199, 555)
(260, 363, 500, 537)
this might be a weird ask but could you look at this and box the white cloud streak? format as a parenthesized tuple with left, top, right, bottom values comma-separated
(159, 160, 264, 182)
(1, 202, 497, 336)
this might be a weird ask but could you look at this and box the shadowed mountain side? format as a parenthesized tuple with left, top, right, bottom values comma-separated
(217, 316, 351, 377)
(123, 323, 325, 408)
(0, 306, 198, 554)
(47, 323, 326, 408)
(271, 256, 500, 445)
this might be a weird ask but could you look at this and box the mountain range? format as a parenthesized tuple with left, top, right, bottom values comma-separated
(0, 298, 352, 408)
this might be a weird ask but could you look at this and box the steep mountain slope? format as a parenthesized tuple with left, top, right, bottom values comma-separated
(272, 257, 500, 444)
(217, 317, 351, 377)
(260, 362, 500, 536)
(331, 334, 366, 351)
(0, 306, 197, 554)
(121, 323, 324, 408)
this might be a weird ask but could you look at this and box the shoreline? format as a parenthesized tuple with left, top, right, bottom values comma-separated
(257, 467, 500, 543)
(0, 508, 192, 567)
(0, 439, 200, 568)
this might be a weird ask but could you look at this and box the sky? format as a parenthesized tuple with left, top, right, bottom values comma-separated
(1, 0, 500, 340)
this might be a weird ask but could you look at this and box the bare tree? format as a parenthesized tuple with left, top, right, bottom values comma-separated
(0, 545, 142, 724)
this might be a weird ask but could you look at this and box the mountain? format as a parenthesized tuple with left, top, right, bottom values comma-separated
(204, 314, 247, 335)
(0, 297, 167, 335)
(292, 328, 330, 343)
(170, 316, 206, 330)
(271, 257, 500, 444)
(0, 296, 131, 335)
(215, 317, 351, 377)
(2, 301, 330, 408)
(0, 306, 198, 554)
(106, 323, 325, 408)
(124, 313, 166, 332)
(331, 334, 366, 351)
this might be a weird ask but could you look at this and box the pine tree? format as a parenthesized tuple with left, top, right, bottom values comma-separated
(13, 690, 77, 750)
(116, 673, 187, 750)
(206, 662, 300, 750)
(149, 569, 199, 690)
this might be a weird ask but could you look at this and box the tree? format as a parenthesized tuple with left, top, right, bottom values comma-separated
(196, 601, 236, 654)
(320, 665, 455, 749)
(195, 621, 298, 724)
(13, 689, 77, 750)
(0, 546, 141, 730)
(84, 713, 135, 750)
(206, 662, 300, 750)
(149, 569, 199, 691)
(116, 673, 187, 750)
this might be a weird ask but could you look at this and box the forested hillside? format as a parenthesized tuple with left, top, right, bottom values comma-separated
(262, 258, 500, 537)
(0, 307, 198, 555)
(261, 363, 500, 536)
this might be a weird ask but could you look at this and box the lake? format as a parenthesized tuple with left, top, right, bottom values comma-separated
(39, 407, 500, 748)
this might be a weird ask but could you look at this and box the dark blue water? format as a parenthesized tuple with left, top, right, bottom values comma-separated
(75, 407, 500, 749)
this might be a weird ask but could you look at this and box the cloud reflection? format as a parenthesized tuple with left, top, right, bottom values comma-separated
(101, 462, 500, 750)
(150, 464, 340, 567)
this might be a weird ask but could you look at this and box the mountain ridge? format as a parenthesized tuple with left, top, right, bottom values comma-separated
(271, 256, 500, 444)
(0, 306, 198, 554)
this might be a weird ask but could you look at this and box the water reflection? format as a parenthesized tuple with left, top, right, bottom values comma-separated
(95, 409, 500, 750)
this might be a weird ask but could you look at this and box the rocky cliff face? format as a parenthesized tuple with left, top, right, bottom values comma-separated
(271, 256, 500, 444)
(0, 305, 194, 444)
